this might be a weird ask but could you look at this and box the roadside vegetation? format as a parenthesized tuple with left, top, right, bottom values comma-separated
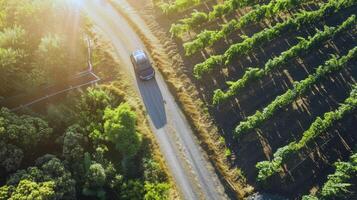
(0, 0, 86, 98)
(0, 0, 172, 199)
(146, 0, 357, 198)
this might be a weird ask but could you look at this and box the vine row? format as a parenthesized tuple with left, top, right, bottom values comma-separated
(184, 0, 309, 55)
(234, 44, 357, 140)
(193, 0, 357, 79)
(213, 15, 356, 105)
(256, 88, 357, 182)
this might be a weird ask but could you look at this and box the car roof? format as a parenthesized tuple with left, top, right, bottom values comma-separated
(133, 50, 147, 62)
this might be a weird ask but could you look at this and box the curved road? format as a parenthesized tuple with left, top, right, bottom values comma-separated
(81, 1, 228, 199)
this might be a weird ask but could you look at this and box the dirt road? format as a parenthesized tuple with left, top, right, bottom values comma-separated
(82, 1, 228, 199)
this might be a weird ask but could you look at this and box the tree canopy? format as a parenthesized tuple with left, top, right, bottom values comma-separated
(103, 103, 142, 158)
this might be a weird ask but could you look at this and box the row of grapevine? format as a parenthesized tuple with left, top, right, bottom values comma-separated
(302, 153, 357, 200)
(170, 0, 262, 37)
(212, 15, 356, 105)
(159, 0, 203, 15)
(170, 11, 209, 38)
(193, 0, 357, 79)
(183, 0, 309, 55)
(234, 44, 357, 140)
(255, 76, 357, 182)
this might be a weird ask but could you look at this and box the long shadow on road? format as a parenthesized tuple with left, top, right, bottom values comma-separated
(136, 77, 167, 129)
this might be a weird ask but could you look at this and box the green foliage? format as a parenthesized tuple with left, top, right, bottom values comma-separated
(82, 163, 106, 200)
(5, 155, 76, 200)
(62, 125, 87, 182)
(212, 67, 263, 104)
(144, 182, 170, 200)
(46, 103, 77, 130)
(0, 107, 52, 172)
(36, 34, 80, 84)
(0, 142, 23, 172)
(0, 185, 12, 200)
(212, 14, 356, 104)
(91, 43, 120, 80)
(77, 87, 114, 123)
(5, 179, 55, 200)
(103, 103, 142, 158)
(320, 153, 357, 199)
(190, 0, 356, 76)
(0, 179, 54, 200)
(171, 0, 262, 38)
(170, 11, 208, 37)
(209, 0, 261, 20)
(223, 0, 356, 64)
(236, 46, 357, 140)
(119, 180, 145, 200)
(0, 108, 52, 149)
(302, 153, 357, 199)
(81, 145, 124, 199)
(184, 0, 310, 55)
(0, 47, 26, 95)
(159, 0, 201, 15)
(0, 26, 27, 49)
(193, 55, 224, 79)
(302, 195, 319, 200)
(35, 155, 76, 199)
(225, 148, 232, 157)
(143, 159, 167, 183)
(0, 0, 87, 97)
(1, 0, 55, 40)
(83, 152, 92, 174)
(0, 1, 170, 199)
(88, 163, 107, 187)
(256, 84, 357, 182)
(75, 87, 118, 144)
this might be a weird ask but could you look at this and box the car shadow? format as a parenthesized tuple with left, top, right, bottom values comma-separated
(136, 77, 167, 129)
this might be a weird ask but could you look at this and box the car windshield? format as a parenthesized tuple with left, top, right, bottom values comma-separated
(135, 53, 150, 70)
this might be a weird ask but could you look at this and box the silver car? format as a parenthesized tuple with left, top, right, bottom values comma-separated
(130, 49, 155, 80)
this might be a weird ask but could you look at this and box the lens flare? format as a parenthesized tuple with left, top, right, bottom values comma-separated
(65, 0, 84, 8)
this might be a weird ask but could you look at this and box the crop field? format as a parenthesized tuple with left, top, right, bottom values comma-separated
(150, 0, 357, 198)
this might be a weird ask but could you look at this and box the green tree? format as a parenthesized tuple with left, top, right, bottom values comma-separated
(0, 0, 87, 95)
(0, 26, 27, 49)
(0, 108, 52, 149)
(0, 142, 23, 172)
(143, 159, 167, 183)
(120, 180, 145, 200)
(36, 34, 70, 84)
(82, 163, 106, 200)
(0, 47, 25, 95)
(0, 185, 12, 200)
(77, 87, 114, 122)
(144, 182, 170, 200)
(6, 179, 55, 200)
(103, 103, 142, 159)
(76, 87, 115, 143)
(6, 155, 76, 200)
(62, 125, 86, 183)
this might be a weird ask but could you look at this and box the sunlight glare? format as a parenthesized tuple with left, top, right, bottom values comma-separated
(66, 0, 84, 8)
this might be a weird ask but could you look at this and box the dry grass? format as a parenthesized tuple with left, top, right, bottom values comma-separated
(92, 28, 180, 200)
(108, 0, 254, 198)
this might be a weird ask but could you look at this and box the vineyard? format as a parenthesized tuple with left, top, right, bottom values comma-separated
(150, 0, 357, 199)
